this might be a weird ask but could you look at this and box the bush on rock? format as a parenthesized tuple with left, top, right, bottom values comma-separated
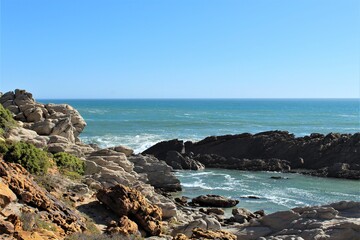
(53, 152, 85, 176)
(4, 141, 51, 175)
(0, 104, 16, 135)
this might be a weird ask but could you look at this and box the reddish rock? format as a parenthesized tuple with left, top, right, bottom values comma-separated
(0, 178, 17, 209)
(191, 228, 237, 240)
(97, 184, 162, 236)
(0, 159, 86, 233)
(106, 216, 139, 236)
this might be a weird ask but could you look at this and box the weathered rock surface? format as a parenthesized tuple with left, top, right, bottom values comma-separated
(105, 216, 139, 236)
(175, 227, 237, 240)
(231, 201, 360, 240)
(4, 127, 49, 148)
(128, 154, 181, 192)
(84, 148, 178, 219)
(110, 145, 134, 157)
(191, 227, 237, 240)
(231, 208, 262, 224)
(172, 215, 221, 237)
(165, 151, 205, 170)
(0, 89, 86, 143)
(97, 184, 162, 236)
(191, 195, 239, 208)
(0, 178, 17, 209)
(0, 159, 86, 233)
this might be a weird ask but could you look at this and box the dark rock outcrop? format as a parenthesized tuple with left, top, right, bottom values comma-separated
(186, 131, 360, 169)
(142, 139, 184, 160)
(191, 195, 239, 208)
(144, 131, 360, 179)
(96, 184, 162, 236)
(194, 155, 291, 172)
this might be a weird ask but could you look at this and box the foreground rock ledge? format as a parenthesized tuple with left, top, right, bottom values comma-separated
(0, 158, 86, 234)
(96, 184, 162, 236)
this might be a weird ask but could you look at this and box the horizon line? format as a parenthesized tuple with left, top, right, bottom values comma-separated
(37, 97, 360, 100)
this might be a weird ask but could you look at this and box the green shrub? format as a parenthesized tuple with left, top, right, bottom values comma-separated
(4, 141, 51, 175)
(0, 141, 9, 155)
(53, 152, 85, 175)
(0, 104, 16, 135)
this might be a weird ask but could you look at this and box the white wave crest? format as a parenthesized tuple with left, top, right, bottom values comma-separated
(80, 133, 165, 153)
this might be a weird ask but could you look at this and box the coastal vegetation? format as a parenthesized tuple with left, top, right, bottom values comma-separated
(0, 104, 16, 136)
(53, 152, 85, 176)
(2, 141, 51, 175)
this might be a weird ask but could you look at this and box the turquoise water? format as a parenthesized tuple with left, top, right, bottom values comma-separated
(39, 99, 359, 153)
(38, 99, 360, 212)
(175, 169, 360, 214)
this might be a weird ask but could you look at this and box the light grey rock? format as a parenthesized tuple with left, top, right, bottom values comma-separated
(232, 208, 257, 224)
(30, 119, 55, 135)
(112, 145, 134, 156)
(128, 154, 181, 192)
(4, 127, 49, 148)
(234, 226, 273, 240)
(260, 210, 300, 231)
(172, 216, 221, 237)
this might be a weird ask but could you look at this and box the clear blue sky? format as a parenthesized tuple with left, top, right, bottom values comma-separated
(0, 0, 359, 99)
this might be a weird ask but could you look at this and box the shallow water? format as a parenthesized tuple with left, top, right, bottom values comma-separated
(175, 169, 360, 214)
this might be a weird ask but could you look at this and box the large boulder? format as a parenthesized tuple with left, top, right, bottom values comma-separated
(97, 184, 162, 236)
(128, 154, 181, 192)
(191, 195, 239, 208)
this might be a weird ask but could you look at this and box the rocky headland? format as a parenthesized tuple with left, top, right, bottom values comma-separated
(0, 89, 359, 240)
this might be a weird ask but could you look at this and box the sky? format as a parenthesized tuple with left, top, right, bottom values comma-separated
(0, 0, 359, 99)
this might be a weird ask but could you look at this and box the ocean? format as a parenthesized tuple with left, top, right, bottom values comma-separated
(39, 99, 359, 153)
(39, 98, 360, 213)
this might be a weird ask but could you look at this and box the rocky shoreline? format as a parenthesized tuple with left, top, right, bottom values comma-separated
(0, 89, 359, 240)
(143, 131, 360, 180)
